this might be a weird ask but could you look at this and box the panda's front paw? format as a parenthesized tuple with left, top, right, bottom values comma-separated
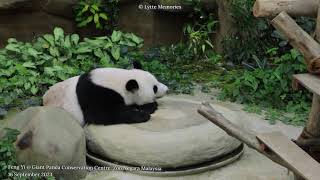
(131, 112, 150, 123)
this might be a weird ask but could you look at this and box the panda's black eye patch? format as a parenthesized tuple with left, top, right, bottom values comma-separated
(153, 85, 158, 94)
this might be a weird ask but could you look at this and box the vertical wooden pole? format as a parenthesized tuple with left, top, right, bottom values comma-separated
(296, 3, 320, 180)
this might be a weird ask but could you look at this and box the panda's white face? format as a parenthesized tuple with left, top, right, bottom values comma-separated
(129, 69, 168, 105)
(90, 68, 168, 106)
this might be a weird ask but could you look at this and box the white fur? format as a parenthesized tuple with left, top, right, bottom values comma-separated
(43, 68, 168, 126)
(43, 76, 85, 125)
(90, 68, 168, 106)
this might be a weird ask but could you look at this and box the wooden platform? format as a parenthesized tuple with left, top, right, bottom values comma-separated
(293, 74, 320, 96)
(257, 132, 320, 180)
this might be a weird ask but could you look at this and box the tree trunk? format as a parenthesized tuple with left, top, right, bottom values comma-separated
(213, 0, 235, 54)
(253, 0, 318, 18)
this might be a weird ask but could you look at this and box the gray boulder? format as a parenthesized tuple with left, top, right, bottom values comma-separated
(85, 96, 243, 168)
(1, 106, 87, 180)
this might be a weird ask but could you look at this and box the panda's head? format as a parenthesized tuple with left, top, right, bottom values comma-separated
(90, 61, 168, 106)
(125, 62, 168, 105)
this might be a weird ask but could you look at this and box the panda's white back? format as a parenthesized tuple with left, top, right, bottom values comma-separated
(43, 76, 85, 125)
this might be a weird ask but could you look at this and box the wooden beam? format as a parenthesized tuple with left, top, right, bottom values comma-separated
(272, 11, 320, 74)
(198, 102, 293, 169)
(253, 0, 318, 18)
(257, 132, 320, 180)
(315, 3, 320, 42)
(293, 73, 320, 180)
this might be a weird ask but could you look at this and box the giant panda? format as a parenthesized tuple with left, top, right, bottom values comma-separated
(43, 62, 168, 126)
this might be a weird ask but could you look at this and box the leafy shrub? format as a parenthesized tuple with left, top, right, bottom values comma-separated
(129, 44, 197, 94)
(0, 128, 20, 179)
(224, 0, 315, 68)
(182, 0, 218, 60)
(217, 49, 311, 125)
(0, 27, 143, 112)
(74, 0, 119, 30)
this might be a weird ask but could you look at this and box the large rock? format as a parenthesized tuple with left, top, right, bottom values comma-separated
(1, 107, 87, 180)
(85, 96, 243, 168)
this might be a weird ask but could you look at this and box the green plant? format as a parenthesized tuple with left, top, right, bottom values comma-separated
(0, 128, 20, 179)
(74, 0, 119, 30)
(129, 44, 197, 94)
(216, 49, 311, 125)
(0, 27, 143, 113)
(182, 0, 218, 59)
(224, 0, 315, 68)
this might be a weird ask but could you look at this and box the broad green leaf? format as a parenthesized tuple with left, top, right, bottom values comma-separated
(111, 31, 122, 42)
(64, 35, 71, 48)
(94, 48, 104, 58)
(111, 46, 120, 60)
(129, 33, 143, 44)
(103, 42, 113, 49)
(91, 4, 99, 11)
(71, 34, 80, 45)
(5, 44, 20, 53)
(30, 86, 38, 95)
(49, 47, 60, 57)
(54, 27, 64, 41)
(7, 38, 18, 44)
(99, 13, 108, 21)
(27, 48, 40, 58)
(76, 45, 92, 53)
(77, 16, 93, 27)
(22, 62, 36, 69)
(43, 34, 55, 46)
(80, 4, 89, 15)
(94, 14, 100, 25)
(119, 40, 135, 47)
(24, 82, 31, 90)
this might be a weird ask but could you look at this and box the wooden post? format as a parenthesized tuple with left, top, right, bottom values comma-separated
(315, 5, 320, 41)
(303, 95, 320, 137)
(253, 0, 318, 17)
(271, 12, 320, 74)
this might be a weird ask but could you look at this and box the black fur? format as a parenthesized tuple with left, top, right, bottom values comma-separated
(76, 72, 155, 125)
(133, 61, 143, 70)
(126, 79, 139, 92)
(137, 102, 158, 114)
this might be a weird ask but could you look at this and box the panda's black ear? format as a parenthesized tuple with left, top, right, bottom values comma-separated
(133, 61, 143, 70)
(126, 79, 139, 92)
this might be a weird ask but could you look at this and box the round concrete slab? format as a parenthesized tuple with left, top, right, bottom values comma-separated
(85, 97, 243, 168)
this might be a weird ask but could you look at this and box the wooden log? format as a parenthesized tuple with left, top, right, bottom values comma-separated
(305, 95, 320, 137)
(315, 3, 320, 42)
(296, 95, 320, 180)
(253, 0, 318, 18)
(272, 11, 320, 74)
(198, 102, 291, 168)
(198, 102, 320, 180)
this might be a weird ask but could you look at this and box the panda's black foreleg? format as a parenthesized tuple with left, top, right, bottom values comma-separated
(137, 102, 158, 114)
(83, 106, 151, 125)
(113, 106, 151, 124)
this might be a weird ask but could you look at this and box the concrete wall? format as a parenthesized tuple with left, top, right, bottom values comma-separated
(0, 0, 77, 47)
(0, 0, 220, 49)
